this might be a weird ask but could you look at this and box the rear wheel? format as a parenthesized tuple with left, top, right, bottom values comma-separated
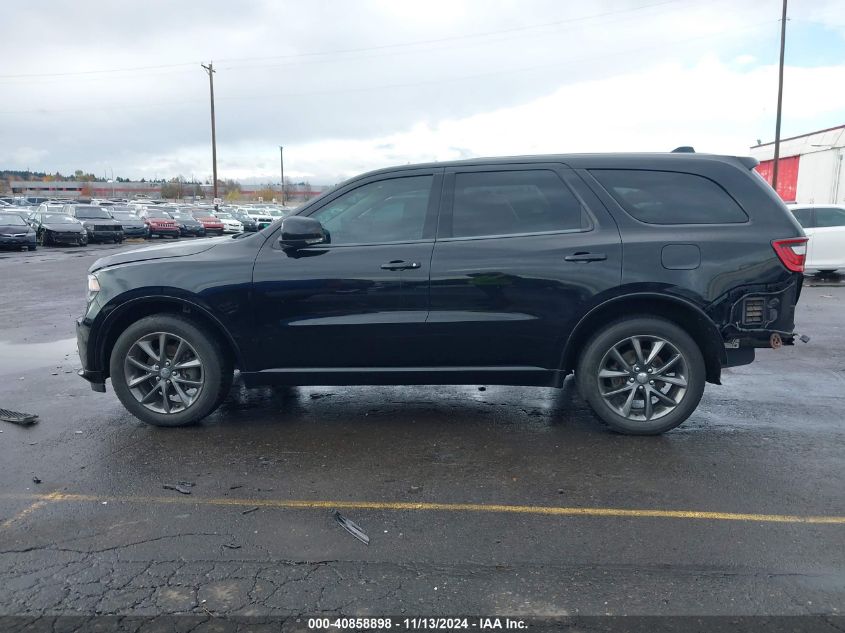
(27, 245, 36, 251)
(110, 314, 233, 427)
(78, 234, 88, 246)
(576, 317, 705, 435)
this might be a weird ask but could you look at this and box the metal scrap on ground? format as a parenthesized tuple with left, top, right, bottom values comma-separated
(0, 409, 39, 426)
(162, 481, 195, 495)
(333, 509, 370, 545)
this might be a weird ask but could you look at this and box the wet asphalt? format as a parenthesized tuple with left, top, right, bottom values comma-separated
(0, 240, 843, 620)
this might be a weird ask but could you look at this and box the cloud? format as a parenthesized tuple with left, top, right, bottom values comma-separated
(0, 0, 843, 181)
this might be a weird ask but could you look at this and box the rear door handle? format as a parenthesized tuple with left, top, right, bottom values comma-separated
(564, 252, 607, 263)
(380, 260, 421, 271)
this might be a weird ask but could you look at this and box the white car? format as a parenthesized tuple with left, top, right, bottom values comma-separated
(213, 212, 244, 233)
(788, 204, 845, 273)
(246, 209, 274, 228)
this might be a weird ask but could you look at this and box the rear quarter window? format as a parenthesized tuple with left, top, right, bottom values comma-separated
(590, 169, 748, 225)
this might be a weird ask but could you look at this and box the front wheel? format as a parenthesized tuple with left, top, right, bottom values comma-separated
(109, 315, 233, 427)
(576, 317, 705, 435)
(78, 234, 88, 246)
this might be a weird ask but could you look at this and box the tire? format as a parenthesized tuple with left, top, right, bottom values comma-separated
(78, 234, 88, 247)
(109, 314, 233, 427)
(576, 316, 705, 435)
(39, 230, 49, 246)
(28, 245, 36, 251)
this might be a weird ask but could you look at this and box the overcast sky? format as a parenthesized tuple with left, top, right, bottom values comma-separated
(1, 0, 844, 184)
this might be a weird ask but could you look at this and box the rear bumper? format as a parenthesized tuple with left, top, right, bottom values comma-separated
(721, 279, 802, 348)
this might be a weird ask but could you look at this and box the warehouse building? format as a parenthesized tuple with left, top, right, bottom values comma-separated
(750, 124, 845, 204)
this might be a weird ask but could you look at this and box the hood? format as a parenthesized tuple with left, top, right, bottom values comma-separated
(89, 238, 222, 272)
(43, 223, 84, 232)
(80, 218, 121, 227)
(0, 223, 32, 233)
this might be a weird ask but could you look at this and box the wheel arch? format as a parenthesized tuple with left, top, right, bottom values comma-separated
(95, 294, 244, 379)
(561, 293, 726, 385)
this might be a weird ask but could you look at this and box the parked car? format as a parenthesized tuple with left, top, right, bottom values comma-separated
(213, 212, 244, 234)
(788, 204, 845, 274)
(29, 212, 88, 246)
(246, 209, 274, 229)
(0, 212, 37, 250)
(78, 151, 807, 434)
(228, 209, 258, 232)
(109, 209, 148, 238)
(137, 208, 180, 239)
(65, 205, 124, 243)
(189, 210, 225, 235)
(168, 211, 207, 237)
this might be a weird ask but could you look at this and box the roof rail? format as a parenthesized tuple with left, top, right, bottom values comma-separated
(671, 146, 696, 153)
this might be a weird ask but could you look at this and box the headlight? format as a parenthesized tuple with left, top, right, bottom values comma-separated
(87, 274, 100, 303)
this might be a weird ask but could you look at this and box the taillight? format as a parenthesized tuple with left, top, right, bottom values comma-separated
(771, 237, 808, 273)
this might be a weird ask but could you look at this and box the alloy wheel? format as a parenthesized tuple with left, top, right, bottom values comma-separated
(123, 331, 205, 414)
(596, 335, 688, 422)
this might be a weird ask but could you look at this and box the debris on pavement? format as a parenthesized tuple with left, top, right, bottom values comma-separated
(409, 485, 423, 493)
(333, 510, 370, 545)
(0, 408, 39, 426)
(222, 543, 242, 549)
(241, 506, 260, 515)
(478, 386, 487, 391)
(32, 476, 42, 484)
(162, 481, 195, 495)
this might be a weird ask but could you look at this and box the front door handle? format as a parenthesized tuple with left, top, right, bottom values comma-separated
(564, 252, 607, 263)
(380, 260, 421, 271)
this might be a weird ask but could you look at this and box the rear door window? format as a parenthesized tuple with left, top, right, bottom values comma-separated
(813, 207, 845, 228)
(590, 169, 748, 224)
(448, 170, 587, 238)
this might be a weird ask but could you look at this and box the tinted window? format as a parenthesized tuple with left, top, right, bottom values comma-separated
(814, 207, 845, 228)
(791, 208, 814, 228)
(449, 170, 585, 238)
(311, 175, 433, 245)
(591, 169, 748, 224)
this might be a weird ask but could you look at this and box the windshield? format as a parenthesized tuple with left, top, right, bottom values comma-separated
(0, 214, 26, 226)
(171, 213, 193, 220)
(111, 212, 138, 221)
(43, 214, 77, 224)
(74, 207, 112, 219)
(216, 213, 234, 220)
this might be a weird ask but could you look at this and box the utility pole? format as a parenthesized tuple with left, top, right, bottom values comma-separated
(771, 0, 787, 194)
(201, 62, 218, 203)
(279, 145, 285, 205)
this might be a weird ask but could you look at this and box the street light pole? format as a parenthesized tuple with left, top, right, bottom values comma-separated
(279, 146, 285, 205)
(201, 62, 218, 202)
(771, 0, 788, 194)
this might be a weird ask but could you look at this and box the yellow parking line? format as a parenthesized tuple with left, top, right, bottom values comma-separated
(0, 492, 61, 529)
(0, 492, 843, 525)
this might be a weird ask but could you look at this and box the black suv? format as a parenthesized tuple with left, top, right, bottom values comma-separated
(77, 152, 807, 434)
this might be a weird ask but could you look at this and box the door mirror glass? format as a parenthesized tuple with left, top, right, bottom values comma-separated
(278, 216, 328, 249)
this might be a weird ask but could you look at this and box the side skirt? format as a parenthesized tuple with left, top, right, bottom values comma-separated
(239, 366, 562, 388)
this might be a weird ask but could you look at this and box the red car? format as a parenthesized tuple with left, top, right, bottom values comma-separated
(138, 211, 180, 239)
(190, 211, 225, 236)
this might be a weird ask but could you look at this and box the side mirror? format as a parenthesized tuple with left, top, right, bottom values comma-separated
(278, 216, 327, 249)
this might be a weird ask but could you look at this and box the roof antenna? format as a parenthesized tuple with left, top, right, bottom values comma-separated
(671, 146, 695, 153)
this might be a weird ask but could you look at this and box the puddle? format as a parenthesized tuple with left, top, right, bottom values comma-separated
(0, 338, 79, 375)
